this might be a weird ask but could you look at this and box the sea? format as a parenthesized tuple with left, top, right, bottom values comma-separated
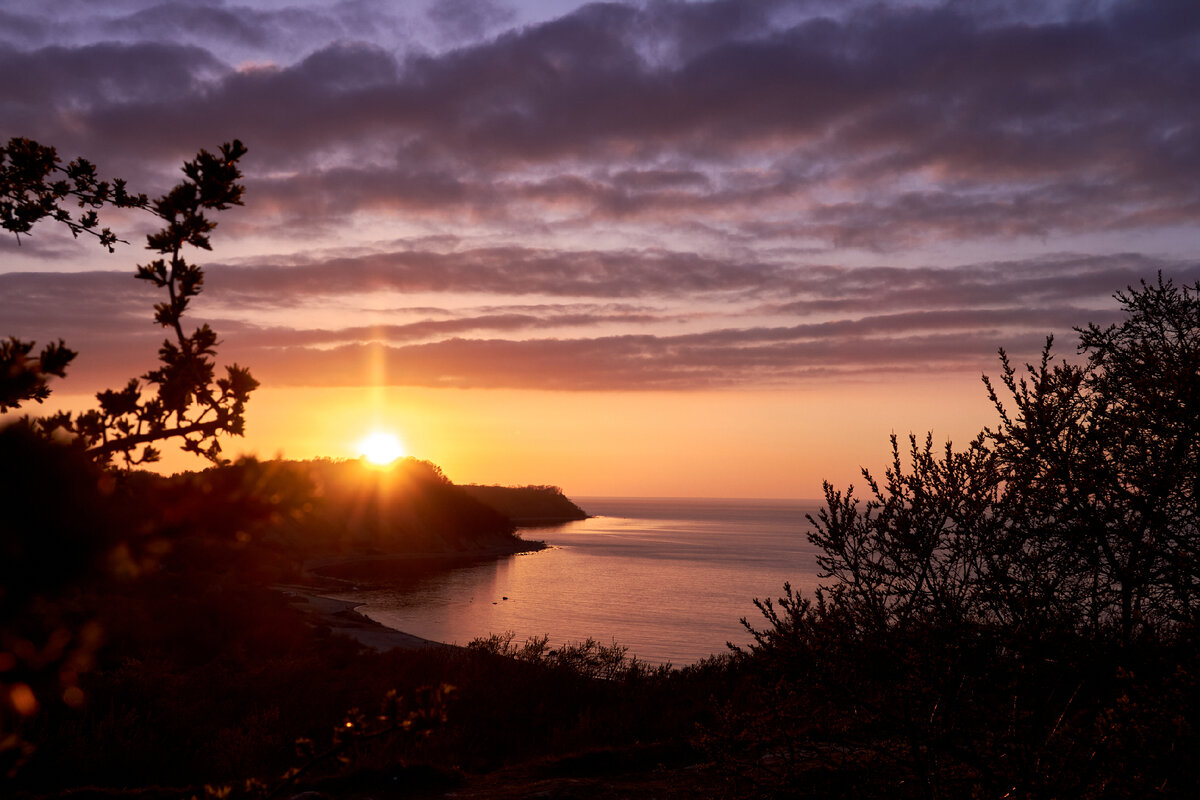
(328, 497, 827, 666)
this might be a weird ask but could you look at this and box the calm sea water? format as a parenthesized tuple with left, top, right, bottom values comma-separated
(329, 497, 825, 665)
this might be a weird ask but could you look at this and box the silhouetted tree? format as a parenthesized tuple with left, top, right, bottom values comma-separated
(1, 137, 146, 249)
(1, 138, 255, 774)
(2, 138, 255, 466)
(800, 275, 1200, 646)
(806, 431, 1002, 634)
(1, 137, 148, 411)
(987, 275, 1200, 643)
(735, 276, 1200, 798)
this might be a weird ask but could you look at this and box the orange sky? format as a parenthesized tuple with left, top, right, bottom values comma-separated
(39, 373, 994, 499)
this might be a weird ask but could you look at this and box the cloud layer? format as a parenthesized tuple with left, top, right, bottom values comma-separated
(2, 0, 1198, 392)
(4, 252, 1193, 391)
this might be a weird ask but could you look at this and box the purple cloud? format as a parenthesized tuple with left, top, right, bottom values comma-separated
(2, 0, 1199, 398)
(4, 252, 1191, 392)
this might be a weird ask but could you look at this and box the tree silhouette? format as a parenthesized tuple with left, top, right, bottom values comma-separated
(1, 137, 147, 250)
(1, 137, 149, 412)
(1, 138, 256, 467)
(987, 276, 1200, 643)
(798, 275, 1200, 646)
(739, 276, 1200, 797)
(2, 138, 259, 775)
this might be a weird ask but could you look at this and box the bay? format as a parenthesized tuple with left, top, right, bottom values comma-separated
(328, 496, 826, 665)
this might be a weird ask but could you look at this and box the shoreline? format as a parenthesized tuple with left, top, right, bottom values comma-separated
(277, 584, 455, 652)
(276, 540, 547, 652)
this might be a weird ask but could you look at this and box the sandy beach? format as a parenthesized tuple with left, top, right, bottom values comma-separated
(277, 584, 453, 652)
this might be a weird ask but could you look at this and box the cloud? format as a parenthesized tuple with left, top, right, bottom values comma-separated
(221, 307, 669, 348)
(2, 1, 1199, 398)
(5, 251, 1193, 392)
(206, 246, 789, 302)
(242, 327, 1051, 391)
(0, 40, 225, 112)
(0, 0, 419, 66)
(3, 0, 1197, 248)
(427, 0, 517, 44)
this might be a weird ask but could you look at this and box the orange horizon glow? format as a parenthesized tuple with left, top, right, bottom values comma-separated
(28, 367, 998, 500)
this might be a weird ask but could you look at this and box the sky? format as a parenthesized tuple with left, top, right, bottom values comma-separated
(2, 0, 1199, 498)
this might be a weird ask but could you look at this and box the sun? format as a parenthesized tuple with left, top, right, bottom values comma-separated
(358, 431, 407, 465)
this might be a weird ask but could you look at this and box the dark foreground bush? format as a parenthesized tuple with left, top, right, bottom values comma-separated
(9, 577, 737, 797)
(708, 278, 1200, 798)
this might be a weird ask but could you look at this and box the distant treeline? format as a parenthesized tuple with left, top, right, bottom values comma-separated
(459, 484, 589, 525)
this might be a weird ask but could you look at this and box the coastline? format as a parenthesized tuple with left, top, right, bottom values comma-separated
(277, 584, 454, 652)
(276, 539, 547, 652)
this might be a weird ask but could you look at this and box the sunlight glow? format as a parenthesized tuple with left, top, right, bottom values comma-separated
(358, 431, 407, 465)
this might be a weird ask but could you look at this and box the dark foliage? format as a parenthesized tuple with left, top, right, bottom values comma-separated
(0, 432, 299, 778)
(1, 136, 148, 413)
(3, 136, 268, 777)
(0, 428, 114, 776)
(2, 137, 255, 467)
(8, 569, 729, 796)
(1, 137, 147, 252)
(726, 276, 1200, 798)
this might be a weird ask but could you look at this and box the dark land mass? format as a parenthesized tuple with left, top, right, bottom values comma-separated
(459, 484, 589, 526)
(245, 456, 546, 563)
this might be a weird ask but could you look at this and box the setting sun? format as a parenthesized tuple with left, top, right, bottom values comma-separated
(358, 431, 407, 465)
